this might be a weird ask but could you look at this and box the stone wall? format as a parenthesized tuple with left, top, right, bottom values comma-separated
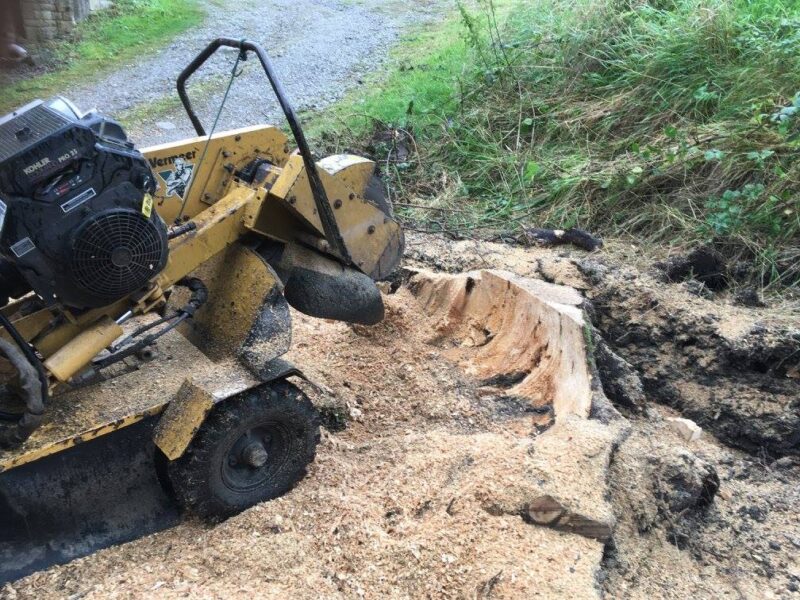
(20, 0, 100, 43)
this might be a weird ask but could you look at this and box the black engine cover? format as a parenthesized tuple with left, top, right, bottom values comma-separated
(0, 98, 168, 309)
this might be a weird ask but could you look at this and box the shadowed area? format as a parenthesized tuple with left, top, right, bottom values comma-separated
(0, 418, 180, 584)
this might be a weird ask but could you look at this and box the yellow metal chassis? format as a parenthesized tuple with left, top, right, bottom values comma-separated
(0, 125, 402, 472)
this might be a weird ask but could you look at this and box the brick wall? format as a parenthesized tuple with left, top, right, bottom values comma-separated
(20, 0, 95, 43)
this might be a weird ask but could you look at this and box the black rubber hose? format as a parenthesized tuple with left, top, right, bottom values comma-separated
(176, 277, 208, 317)
(0, 337, 44, 449)
(0, 311, 49, 400)
(0, 310, 50, 448)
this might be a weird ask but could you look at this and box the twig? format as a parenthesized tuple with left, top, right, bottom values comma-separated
(394, 203, 473, 213)
(478, 570, 503, 599)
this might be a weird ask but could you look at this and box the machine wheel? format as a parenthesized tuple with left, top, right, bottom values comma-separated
(364, 175, 394, 217)
(166, 381, 320, 520)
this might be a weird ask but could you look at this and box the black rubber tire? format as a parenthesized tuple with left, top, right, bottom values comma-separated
(167, 381, 320, 520)
(364, 175, 393, 217)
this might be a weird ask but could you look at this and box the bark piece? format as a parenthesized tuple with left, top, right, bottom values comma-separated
(525, 495, 613, 542)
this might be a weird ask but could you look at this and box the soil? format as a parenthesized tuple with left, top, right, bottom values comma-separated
(2, 233, 799, 599)
(606, 411, 800, 599)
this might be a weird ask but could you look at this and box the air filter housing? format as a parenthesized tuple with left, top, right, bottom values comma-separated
(0, 97, 168, 309)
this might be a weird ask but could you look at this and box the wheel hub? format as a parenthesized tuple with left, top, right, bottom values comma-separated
(241, 442, 269, 468)
(221, 424, 290, 493)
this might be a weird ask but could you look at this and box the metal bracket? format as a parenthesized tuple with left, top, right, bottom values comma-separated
(175, 38, 351, 265)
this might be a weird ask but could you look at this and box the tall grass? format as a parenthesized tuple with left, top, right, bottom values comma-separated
(326, 0, 800, 289)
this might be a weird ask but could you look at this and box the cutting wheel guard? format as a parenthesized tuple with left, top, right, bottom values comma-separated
(176, 38, 351, 265)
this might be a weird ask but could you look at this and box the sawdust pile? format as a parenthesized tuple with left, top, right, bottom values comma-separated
(3, 234, 799, 599)
(402, 234, 800, 599)
(5, 270, 614, 599)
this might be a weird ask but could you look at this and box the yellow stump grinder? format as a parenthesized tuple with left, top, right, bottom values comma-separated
(0, 39, 403, 582)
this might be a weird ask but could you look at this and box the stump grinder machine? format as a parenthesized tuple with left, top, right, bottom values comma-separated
(0, 39, 403, 582)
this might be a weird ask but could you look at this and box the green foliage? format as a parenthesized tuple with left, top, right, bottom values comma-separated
(0, 0, 204, 113)
(745, 149, 775, 168)
(316, 0, 800, 289)
(523, 161, 541, 182)
(705, 184, 766, 235)
(65, 0, 203, 61)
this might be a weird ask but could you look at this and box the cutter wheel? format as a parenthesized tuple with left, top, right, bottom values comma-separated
(0, 38, 403, 584)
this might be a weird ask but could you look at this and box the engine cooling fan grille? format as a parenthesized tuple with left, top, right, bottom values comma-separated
(71, 209, 166, 300)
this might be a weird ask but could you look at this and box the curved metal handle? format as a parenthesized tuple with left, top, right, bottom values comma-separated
(176, 38, 351, 265)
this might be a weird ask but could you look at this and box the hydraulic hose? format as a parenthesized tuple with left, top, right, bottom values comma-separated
(93, 277, 209, 371)
(0, 310, 49, 448)
(176, 277, 209, 317)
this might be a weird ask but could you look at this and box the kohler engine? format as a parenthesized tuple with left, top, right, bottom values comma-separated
(0, 98, 168, 310)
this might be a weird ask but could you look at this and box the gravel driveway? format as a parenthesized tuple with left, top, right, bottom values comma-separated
(63, 0, 444, 146)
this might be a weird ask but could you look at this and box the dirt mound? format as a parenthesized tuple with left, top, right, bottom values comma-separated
(578, 256, 800, 456)
(605, 412, 800, 598)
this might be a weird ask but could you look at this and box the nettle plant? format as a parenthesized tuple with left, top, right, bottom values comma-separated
(704, 184, 774, 235)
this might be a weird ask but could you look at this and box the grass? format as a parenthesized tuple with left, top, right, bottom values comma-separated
(308, 17, 472, 139)
(313, 0, 800, 291)
(0, 0, 204, 114)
